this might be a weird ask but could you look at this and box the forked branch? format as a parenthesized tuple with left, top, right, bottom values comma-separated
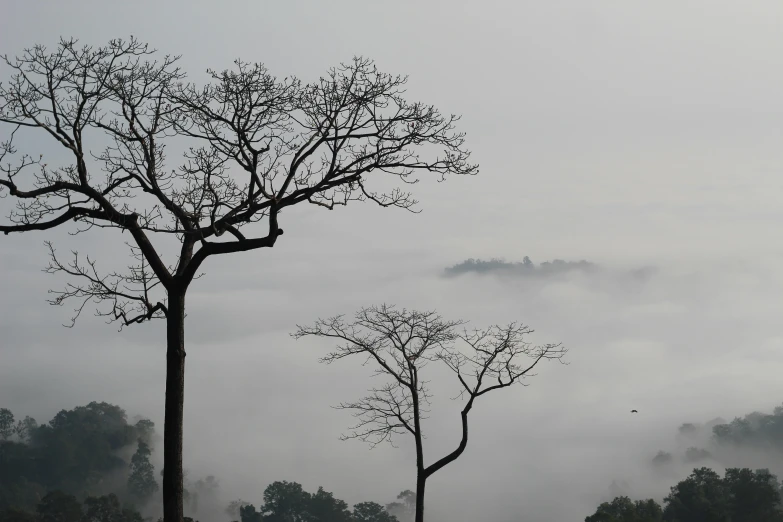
(45, 241, 167, 328)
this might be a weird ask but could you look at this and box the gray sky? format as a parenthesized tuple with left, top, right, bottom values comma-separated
(2, 2, 783, 521)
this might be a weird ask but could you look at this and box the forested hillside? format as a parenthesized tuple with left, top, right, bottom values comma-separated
(4, 401, 783, 521)
(0, 403, 406, 522)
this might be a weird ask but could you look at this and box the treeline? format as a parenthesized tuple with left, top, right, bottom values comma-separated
(443, 257, 596, 277)
(711, 405, 783, 449)
(6, 401, 783, 522)
(0, 484, 410, 522)
(651, 403, 783, 468)
(1, 492, 145, 522)
(585, 467, 783, 522)
(0, 403, 156, 512)
(0, 403, 408, 522)
(225, 483, 412, 522)
(588, 403, 783, 521)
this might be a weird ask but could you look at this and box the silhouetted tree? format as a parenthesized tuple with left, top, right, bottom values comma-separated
(295, 305, 566, 522)
(134, 419, 155, 445)
(385, 491, 415, 522)
(238, 504, 262, 522)
(0, 402, 150, 513)
(14, 417, 38, 444)
(225, 500, 250, 521)
(353, 502, 399, 522)
(651, 451, 672, 466)
(308, 487, 352, 522)
(711, 404, 783, 450)
(0, 36, 476, 522)
(722, 468, 783, 522)
(0, 409, 14, 440)
(584, 496, 662, 522)
(663, 467, 730, 522)
(678, 423, 699, 437)
(128, 439, 158, 504)
(260, 481, 312, 522)
(683, 447, 711, 463)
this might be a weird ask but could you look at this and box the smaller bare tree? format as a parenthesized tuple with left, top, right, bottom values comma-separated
(294, 305, 567, 522)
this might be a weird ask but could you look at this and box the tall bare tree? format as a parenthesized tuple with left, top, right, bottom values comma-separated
(0, 37, 476, 522)
(294, 305, 567, 522)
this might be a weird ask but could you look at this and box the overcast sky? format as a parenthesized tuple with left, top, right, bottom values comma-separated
(2, 2, 783, 521)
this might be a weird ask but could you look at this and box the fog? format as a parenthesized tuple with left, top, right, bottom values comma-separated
(2, 1, 783, 521)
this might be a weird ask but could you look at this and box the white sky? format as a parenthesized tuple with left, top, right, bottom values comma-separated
(2, 2, 783, 521)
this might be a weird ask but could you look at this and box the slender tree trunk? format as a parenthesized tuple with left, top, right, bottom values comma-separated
(163, 290, 186, 522)
(415, 473, 426, 522)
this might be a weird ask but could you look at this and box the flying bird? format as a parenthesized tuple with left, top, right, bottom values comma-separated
(631, 410, 638, 413)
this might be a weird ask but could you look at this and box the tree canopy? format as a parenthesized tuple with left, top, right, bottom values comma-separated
(585, 467, 783, 522)
(0, 403, 155, 513)
(232, 481, 400, 522)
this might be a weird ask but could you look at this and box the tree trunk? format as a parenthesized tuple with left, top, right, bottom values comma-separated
(415, 473, 426, 522)
(163, 290, 186, 522)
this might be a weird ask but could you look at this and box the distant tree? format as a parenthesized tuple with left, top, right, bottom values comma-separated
(225, 500, 251, 521)
(14, 417, 38, 444)
(353, 502, 399, 522)
(658, 466, 783, 522)
(677, 423, 699, 436)
(635, 500, 665, 522)
(708, 405, 783, 451)
(683, 447, 711, 463)
(260, 481, 312, 522)
(444, 257, 595, 277)
(230, 481, 398, 522)
(584, 496, 662, 522)
(81, 494, 143, 522)
(722, 468, 783, 522)
(663, 467, 730, 522)
(384, 491, 415, 522)
(711, 423, 731, 441)
(36, 491, 82, 522)
(308, 487, 352, 522)
(652, 451, 672, 466)
(134, 420, 155, 445)
(0, 401, 149, 511)
(0, 409, 14, 440)
(295, 305, 566, 522)
(0, 37, 476, 522)
(128, 439, 159, 504)
(189, 475, 219, 515)
(238, 504, 262, 522)
(38, 402, 135, 493)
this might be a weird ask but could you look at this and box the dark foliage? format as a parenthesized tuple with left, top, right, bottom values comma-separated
(712, 405, 783, 449)
(586, 467, 783, 522)
(585, 496, 663, 522)
(0, 403, 154, 513)
(651, 451, 673, 466)
(230, 481, 399, 522)
(0, 493, 144, 522)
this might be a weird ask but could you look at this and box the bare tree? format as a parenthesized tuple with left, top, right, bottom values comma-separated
(294, 305, 567, 522)
(0, 37, 476, 522)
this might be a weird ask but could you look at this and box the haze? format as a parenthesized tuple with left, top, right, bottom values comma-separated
(2, 2, 783, 521)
